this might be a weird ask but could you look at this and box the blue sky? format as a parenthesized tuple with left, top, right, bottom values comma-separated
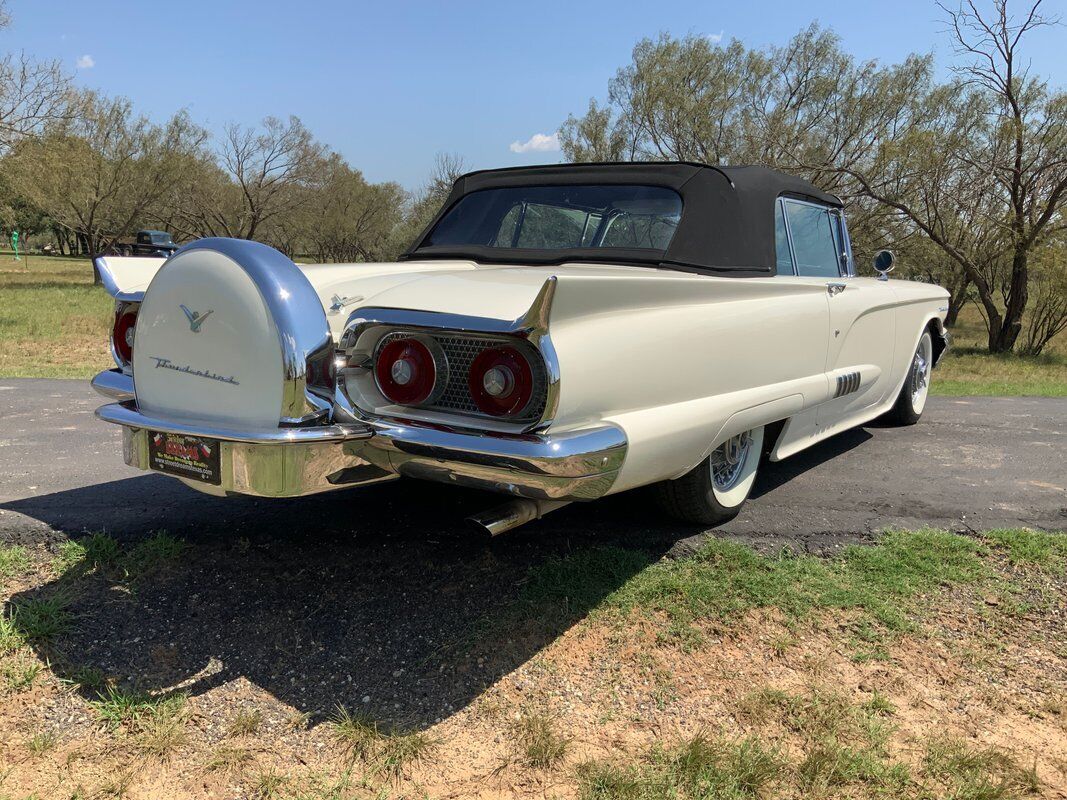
(6, 0, 1065, 189)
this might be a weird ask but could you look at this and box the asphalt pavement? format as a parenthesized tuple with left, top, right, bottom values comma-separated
(1, 379, 1064, 553)
(1, 378, 1064, 725)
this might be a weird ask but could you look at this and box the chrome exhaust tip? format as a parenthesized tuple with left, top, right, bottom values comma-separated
(466, 498, 570, 536)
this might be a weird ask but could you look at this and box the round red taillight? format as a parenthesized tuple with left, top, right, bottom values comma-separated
(375, 338, 437, 405)
(113, 310, 137, 365)
(468, 346, 534, 417)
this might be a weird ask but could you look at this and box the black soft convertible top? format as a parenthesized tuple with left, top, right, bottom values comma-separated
(401, 162, 842, 277)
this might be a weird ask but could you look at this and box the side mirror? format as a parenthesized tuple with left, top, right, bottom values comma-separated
(873, 250, 895, 281)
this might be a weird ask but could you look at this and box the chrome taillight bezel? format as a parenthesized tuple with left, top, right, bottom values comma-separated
(335, 304, 559, 433)
(372, 333, 450, 407)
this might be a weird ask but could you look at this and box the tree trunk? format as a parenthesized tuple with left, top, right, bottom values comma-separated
(945, 276, 970, 328)
(988, 249, 1028, 354)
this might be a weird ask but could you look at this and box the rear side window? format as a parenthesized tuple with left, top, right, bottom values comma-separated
(783, 200, 840, 277)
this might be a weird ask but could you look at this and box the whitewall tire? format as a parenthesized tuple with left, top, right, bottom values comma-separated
(655, 425, 765, 525)
(885, 330, 933, 426)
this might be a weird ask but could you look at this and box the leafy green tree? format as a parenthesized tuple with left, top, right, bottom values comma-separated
(295, 153, 405, 263)
(561, 2, 1067, 353)
(4, 90, 206, 253)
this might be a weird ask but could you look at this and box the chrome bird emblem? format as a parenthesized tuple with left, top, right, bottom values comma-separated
(180, 304, 214, 333)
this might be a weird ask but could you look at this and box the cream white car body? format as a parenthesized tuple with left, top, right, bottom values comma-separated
(90, 164, 949, 530)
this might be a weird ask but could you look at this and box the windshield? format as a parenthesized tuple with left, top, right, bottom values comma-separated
(420, 185, 682, 256)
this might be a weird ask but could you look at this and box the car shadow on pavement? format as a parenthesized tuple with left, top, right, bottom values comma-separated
(749, 426, 873, 499)
(3, 425, 875, 731)
(4, 476, 685, 730)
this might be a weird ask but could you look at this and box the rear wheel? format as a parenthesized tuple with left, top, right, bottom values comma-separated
(655, 425, 764, 525)
(884, 330, 933, 426)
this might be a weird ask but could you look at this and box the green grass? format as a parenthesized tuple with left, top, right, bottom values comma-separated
(25, 729, 58, 756)
(578, 693, 1041, 799)
(933, 309, 1067, 396)
(0, 544, 30, 581)
(125, 532, 186, 577)
(984, 528, 1067, 573)
(0, 613, 25, 655)
(0, 254, 112, 379)
(53, 532, 121, 575)
(7, 593, 73, 643)
(933, 347, 1067, 396)
(519, 529, 990, 647)
(924, 737, 1041, 799)
(3, 653, 43, 691)
(578, 733, 785, 800)
(226, 707, 262, 738)
(53, 531, 184, 583)
(90, 685, 188, 755)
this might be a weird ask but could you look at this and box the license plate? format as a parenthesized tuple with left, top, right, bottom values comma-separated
(148, 431, 221, 485)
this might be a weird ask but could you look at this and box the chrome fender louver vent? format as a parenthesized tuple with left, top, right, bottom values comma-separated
(834, 371, 861, 398)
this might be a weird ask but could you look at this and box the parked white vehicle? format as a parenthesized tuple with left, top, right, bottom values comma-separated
(92, 163, 949, 532)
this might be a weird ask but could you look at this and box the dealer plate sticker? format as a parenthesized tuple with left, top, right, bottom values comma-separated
(148, 431, 221, 485)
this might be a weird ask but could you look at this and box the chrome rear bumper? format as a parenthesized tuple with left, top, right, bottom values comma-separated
(92, 372, 626, 501)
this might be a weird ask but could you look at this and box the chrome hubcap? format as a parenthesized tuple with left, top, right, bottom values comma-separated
(911, 337, 931, 406)
(711, 431, 752, 491)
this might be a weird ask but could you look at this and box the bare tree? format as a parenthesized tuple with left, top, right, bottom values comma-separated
(386, 152, 467, 256)
(0, 1, 70, 151)
(162, 116, 328, 241)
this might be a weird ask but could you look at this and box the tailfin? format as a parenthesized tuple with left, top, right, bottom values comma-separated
(93, 255, 168, 301)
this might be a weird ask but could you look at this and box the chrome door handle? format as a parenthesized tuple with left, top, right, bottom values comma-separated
(827, 283, 847, 297)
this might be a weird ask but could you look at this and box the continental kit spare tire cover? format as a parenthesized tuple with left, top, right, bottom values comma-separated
(131, 238, 330, 430)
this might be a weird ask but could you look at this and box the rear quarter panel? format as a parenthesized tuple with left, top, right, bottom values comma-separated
(546, 274, 833, 492)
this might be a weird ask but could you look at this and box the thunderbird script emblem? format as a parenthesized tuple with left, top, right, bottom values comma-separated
(180, 304, 214, 333)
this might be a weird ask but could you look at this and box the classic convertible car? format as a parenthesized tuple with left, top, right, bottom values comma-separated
(91, 163, 949, 533)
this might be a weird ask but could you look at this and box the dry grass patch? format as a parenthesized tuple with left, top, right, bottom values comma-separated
(227, 707, 263, 738)
(513, 710, 570, 768)
(205, 744, 252, 774)
(328, 706, 436, 780)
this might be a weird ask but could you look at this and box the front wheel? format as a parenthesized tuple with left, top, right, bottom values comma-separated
(655, 426, 764, 525)
(884, 330, 933, 426)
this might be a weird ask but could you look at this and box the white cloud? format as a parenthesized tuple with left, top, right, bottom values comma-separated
(706, 30, 724, 44)
(509, 132, 560, 154)
(76, 54, 95, 69)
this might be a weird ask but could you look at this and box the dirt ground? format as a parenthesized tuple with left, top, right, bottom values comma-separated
(1, 537, 1064, 800)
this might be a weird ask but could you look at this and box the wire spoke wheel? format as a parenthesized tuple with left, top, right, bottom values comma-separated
(910, 333, 932, 410)
(710, 431, 753, 493)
